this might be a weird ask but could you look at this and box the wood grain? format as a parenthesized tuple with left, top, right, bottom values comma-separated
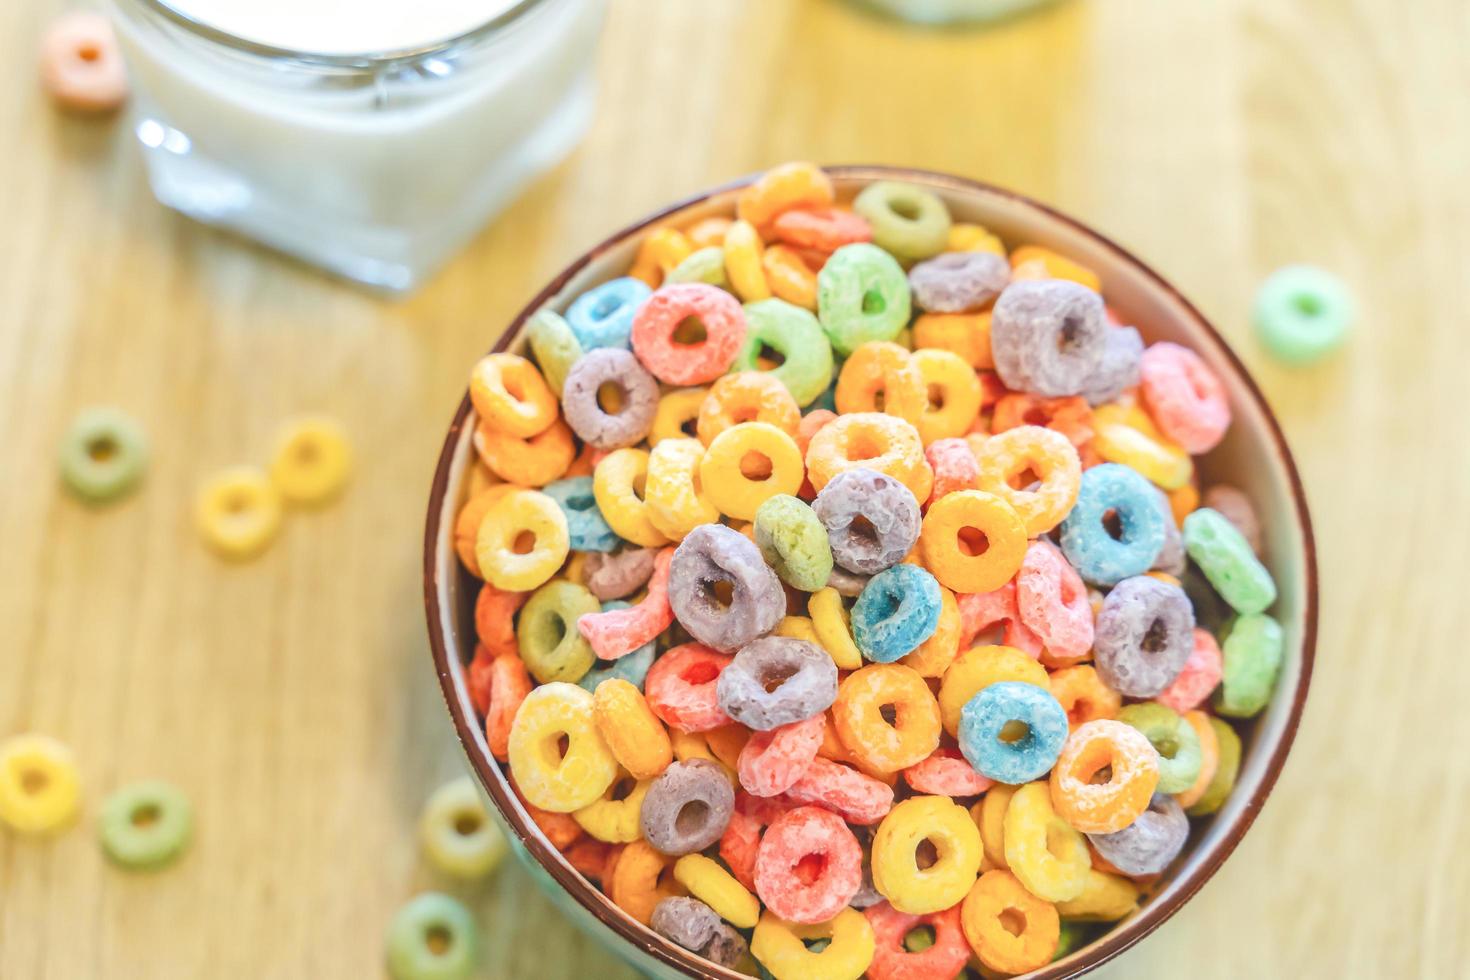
(2, 0, 1465, 976)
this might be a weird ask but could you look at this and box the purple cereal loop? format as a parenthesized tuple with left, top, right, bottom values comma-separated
(560, 348, 660, 450)
(1093, 575, 1196, 697)
(1087, 793, 1189, 876)
(825, 565, 872, 598)
(701, 923, 750, 969)
(1080, 325, 1144, 406)
(583, 547, 658, 600)
(716, 636, 839, 731)
(668, 524, 786, 653)
(991, 279, 1108, 397)
(650, 896, 720, 952)
(812, 467, 921, 575)
(640, 759, 736, 856)
(1151, 488, 1187, 576)
(1202, 484, 1263, 556)
(908, 251, 1011, 313)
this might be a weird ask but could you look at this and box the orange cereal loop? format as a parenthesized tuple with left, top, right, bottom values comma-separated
(474, 418, 575, 487)
(475, 582, 528, 654)
(564, 837, 614, 882)
(947, 223, 1006, 256)
(804, 412, 926, 495)
(835, 342, 927, 427)
(704, 724, 753, 772)
(919, 490, 1027, 595)
(464, 460, 501, 499)
(453, 485, 517, 575)
(900, 585, 961, 678)
(961, 869, 1060, 975)
(762, 244, 819, 310)
(1169, 481, 1200, 526)
(991, 393, 1094, 450)
(1174, 709, 1220, 809)
(914, 312, 995, 370)
(608, 839, 686, 926)
(833, 664, 942, 773)
(40, 13, 128, 114)
(1008, 245, 1102, 293)
(724, 220, 771, 301)
(973, 425, 1082, 537)
(511, 777, 583, 850)
(629, 227, 694, 288)
(593, 679, 674, 780)
(1049, 720, 1159, 834)
(736, 161, 835, 231)
(913, 348, 983, 444)
(1048, 666, 1121, 730)
(470, 353, 558, 438)
(684, 216, 734, 249)
(696, 372, 801, 445)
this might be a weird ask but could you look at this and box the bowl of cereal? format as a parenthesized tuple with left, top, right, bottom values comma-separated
(422, 164, 1315, 980)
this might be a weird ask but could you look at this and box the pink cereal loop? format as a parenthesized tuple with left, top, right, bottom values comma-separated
(902, 747, 993, 796)
(783, 756, 895, 825)
(924, 437, 980, 508)
(40, 13, 128, 114)
(1016, 539, 1094, 665)
(1139, 341, 1231, 454)
(630, 283, 747, 385)
(577, 548, 675, 659)
(956, 584, 1043, 658)
(738, 714, 825, 798)
(1157, 628, 1224, 713)
(754, 805, 864, 924)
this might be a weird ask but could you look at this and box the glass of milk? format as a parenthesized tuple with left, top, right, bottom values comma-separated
(109, 0, 607, 291)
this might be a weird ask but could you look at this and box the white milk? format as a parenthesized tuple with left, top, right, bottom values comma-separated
(109, 0, 607, 290)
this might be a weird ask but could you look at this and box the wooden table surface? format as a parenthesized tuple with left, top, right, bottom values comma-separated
(3, 0, 1466, 976)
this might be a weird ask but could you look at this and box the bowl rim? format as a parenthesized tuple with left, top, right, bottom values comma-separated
(422, 165, 1318, 979)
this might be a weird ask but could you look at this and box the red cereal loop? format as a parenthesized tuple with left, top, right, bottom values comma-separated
(924, 437, 980, 507)
(564, 837, 614, 882)
(738, 714, 825, 798)
(956, 584, 1043, 658)
(754, 806, 864, 924)
(1015, 539, 1094, 666)
(902, 747, 993, 797)
(783, 756, 895, 826)
(485, 653, 532, 761)
(1156, 628, 1224, 713)
(644, 643, 734, 733)
(770, 207, 873, 253)
(864, 900, 971, 980)
(577, 548, 675, 659)
(631, 284, 747, 386)
(719, 808, 764, 891)
(467, 645, 496, 715)
(475, 583, 527, 656)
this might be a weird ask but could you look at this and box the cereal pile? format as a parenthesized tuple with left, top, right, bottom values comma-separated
(453, 162, 1282, 979)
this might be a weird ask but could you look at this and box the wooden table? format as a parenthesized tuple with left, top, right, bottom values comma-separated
(3, 0, 1465, 976)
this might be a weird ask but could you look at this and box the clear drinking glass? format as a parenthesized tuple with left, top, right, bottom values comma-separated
(856, 0, 1058, 25)
(108, 0, 607, 291)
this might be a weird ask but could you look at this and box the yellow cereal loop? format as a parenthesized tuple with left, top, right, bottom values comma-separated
(751, 907, 875, 980)
(1055, 868, 1141, 922)
(961, 869, 1059, 976)
(774, 615, 822, 647)
(649, 387, 710, 445)
(1008, 244, 1101, 293)
(698, 422, 804, 522)
(919, 490, 1027, 594)
(196, 465, 284, 561)
(1002, 782, 1089, 902)
(724, 219, 772, 302)
(644, 437, 720, 541)
(912, 348, 983, 444)
(592, 678, 673, 780)
(507, 683, 619, 813)
(630, 226, 694, 288)
(674, 853, 760, 928)
(808, 588, 864, 671)
(475, 488, 570, 591)
(938, 645, 1049, 737)
(947, 222, 1006, 256)
(469, 353, 558, 438)
(973, 425, 1082, 536)
(0, 734, 81, 834)
(669, 730, 738, 787)
(1091, 403, 1193, 490)
(974, 782, 1018, 871)
(269, 416, 352, 505)
(871, 795, 984, 914)
(572, 771, 650, 843)
(913, 311, 994, 371)
(592, 448, 671, 547)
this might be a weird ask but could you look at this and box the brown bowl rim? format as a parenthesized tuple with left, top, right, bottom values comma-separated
(422, 165, 1318, 979)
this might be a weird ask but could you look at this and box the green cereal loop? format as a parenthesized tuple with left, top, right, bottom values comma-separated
(1054, 921, 1103, 961)
(817, 243, 913, 357)
(733, 298, 836, 406)
(1214, 613, 1283, 718)
(1185, 717, 1241, 817)
(1116, 702, 1202, 794)
(99, 780, 192, 870)
(753, 493, 834, 592)
(852, 181, 952, 263)
(1182, 508, 1277, 615)
(516, 580, 599, 684)
(59, 407, 148, 504)
(1253, 265, 1352, 365)
(526, 310, 583, 397)
(386, 892, 477, 980)
(419, 776, 508, 879)
(666, 246, 729, 287)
